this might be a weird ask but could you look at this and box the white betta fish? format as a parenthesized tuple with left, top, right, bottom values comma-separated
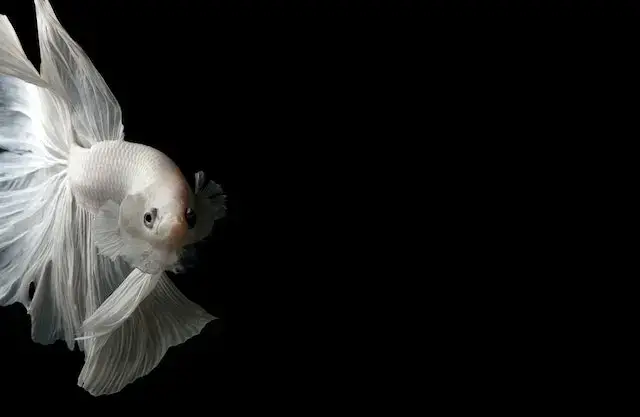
(0, 0, 226, 396)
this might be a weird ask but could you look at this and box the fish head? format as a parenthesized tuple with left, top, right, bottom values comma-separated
(117, 173, 198, 274)
(98, 167, 224, 275)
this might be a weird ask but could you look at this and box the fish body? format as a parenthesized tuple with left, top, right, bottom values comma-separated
(68, 141, 188, 215)
(0, 1, 226, 395)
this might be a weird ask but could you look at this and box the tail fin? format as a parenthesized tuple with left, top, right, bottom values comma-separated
(2, 1, 217, 396)
(1, 9, 78, 345)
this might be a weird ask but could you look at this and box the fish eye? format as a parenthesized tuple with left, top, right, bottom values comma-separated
(144, 208, 157, 228)
(185, 207, 196, 229)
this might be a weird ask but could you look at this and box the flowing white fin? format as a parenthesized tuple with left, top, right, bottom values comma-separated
(34, 0, 124, 147)
(77, 269, 161, 339)
(1, 7, 77, 349)
(0, 15, 48, 89)
(78, 273, 215, 396)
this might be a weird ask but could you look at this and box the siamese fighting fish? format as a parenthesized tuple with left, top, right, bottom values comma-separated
(0, 0, 226, 396)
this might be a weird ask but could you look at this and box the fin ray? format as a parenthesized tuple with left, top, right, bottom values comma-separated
(34, 0, 124, 146)
(78, 274, 215, 396)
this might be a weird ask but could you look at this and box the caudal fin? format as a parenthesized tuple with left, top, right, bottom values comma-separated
(1, 8, 80, 346)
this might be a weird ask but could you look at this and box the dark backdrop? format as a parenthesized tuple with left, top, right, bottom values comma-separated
(1, 0, 636, 410)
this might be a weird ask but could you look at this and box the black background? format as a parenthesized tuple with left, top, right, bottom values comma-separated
(0, 0, 637, 409)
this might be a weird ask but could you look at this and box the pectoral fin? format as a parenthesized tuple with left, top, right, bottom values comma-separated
(77, 273, 215, 396)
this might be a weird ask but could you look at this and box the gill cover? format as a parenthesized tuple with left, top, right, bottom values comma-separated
(93, 195, 179, 275)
